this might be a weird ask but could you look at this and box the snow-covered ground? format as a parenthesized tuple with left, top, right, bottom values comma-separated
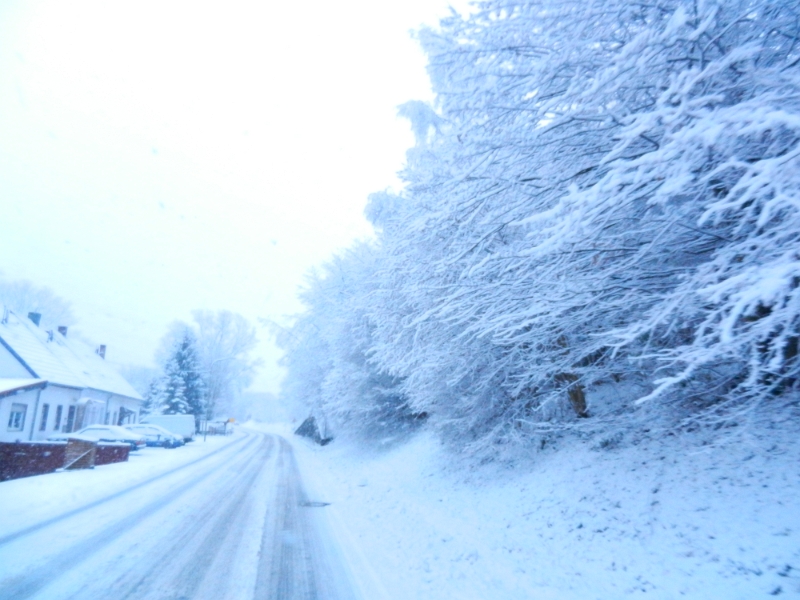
(4, 422, 797, 598)
(0, 430, 360, 600)
(262, 418, 800, 599)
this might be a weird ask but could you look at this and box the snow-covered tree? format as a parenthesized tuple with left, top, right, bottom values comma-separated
(192, 310, 261, 420)
(140, 377, 163, 416)
(153, 314, 260, 420)
(282, 0, 800, 454)
(278, 242, 417, 443)
(0, 277, 75, 328)
(369, 0, 800, 447)
(155, 331, 206, 426)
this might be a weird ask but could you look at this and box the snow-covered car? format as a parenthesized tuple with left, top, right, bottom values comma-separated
(124, 424, 184, 448)
(48, 425, 146, 450)
(141, 415, 196, 442)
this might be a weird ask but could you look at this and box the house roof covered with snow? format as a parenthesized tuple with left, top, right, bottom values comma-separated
(0, 310, 142, 400)
(0, 378, 47, 398)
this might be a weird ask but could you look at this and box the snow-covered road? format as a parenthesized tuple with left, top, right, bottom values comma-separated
(0, 431, 359, 600)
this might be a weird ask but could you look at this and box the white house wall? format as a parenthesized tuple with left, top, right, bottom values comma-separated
(0, 387, 40, 443)
(77, 388, 112, 429)
(71, 388, 140, 427)
(106, 393, 141, 426)
(29, 385, 81, 441)
(26, 386, 142, 441)
(19, 384, 140, 440)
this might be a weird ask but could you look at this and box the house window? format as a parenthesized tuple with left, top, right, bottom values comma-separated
(7, 403, 27, 432)
(39, 403, 50, 431)
(112, 411, 118, 426)
(54, 405, 63, 431)
(65, 406, 76, 433)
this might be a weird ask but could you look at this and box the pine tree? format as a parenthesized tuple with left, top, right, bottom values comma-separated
(140, 378, 163, 416)
(157, 332, 206, 429)
(160, 356, 189, 415)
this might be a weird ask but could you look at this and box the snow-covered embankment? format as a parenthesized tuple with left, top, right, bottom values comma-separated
(282, 421, 800, 599)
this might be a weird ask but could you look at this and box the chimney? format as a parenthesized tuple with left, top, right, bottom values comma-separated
(46, 330, 54, 342)
(58, 326, 68, 337)
(96, 345, 106, 359)
(28, 312, 42, 327)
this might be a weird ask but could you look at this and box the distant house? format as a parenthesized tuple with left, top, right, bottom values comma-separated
(0, 309, 143, 442)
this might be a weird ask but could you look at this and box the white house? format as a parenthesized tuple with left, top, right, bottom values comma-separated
(0, 309, 143, 442)
(0, 378, 48, 442)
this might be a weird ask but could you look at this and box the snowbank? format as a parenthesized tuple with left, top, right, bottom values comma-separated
(286, 421, 800, 599)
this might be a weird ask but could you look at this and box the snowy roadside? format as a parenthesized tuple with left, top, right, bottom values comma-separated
(263, 421, 800, 600)
(0, 432, 242, 537)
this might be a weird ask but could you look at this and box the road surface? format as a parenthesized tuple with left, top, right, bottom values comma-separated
(0, 431, 360, 600)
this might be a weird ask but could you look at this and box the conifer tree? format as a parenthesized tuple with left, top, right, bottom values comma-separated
(157, 331, 206, 429)
(140, 378, 163, 416)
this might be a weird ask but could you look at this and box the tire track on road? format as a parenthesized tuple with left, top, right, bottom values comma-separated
(2, 432, 361, 600)
(0, 432, 252, 546)
(0, 435, 264, 600)
(256, 438, 316, 599)
(255, 436, 359, 600)
(109, 435, 276, 600)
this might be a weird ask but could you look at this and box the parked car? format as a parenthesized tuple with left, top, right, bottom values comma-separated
(141, 415, 196, 442)
(48, 425, 146, 450)
(124, 424, 183, 448)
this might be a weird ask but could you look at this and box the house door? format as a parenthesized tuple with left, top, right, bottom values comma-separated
(118, 407, 134, 425)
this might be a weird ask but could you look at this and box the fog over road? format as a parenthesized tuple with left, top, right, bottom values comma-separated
(0, 431, 359, 600)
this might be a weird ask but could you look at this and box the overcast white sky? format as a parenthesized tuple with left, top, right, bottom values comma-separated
(0, 0, 462, 393)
